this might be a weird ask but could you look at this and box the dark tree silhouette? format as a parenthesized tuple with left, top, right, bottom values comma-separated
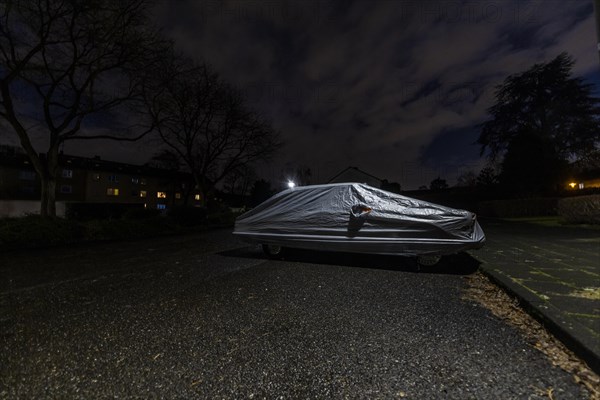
(430, 177, 448, 190)
(477, 53, 599, 193)
(381, 179, 401, 193)
(498, 133, 567, 195)
(249, 179, 275, 207)
(280, 163, 312, 187)
(455, 171, 477, 188)
(223, 167, 256, 196)
(476, 167, 499, 189)
(142, 58, 282, 204)
(0, 0, 164, 216)
(147, 150, 181, 171)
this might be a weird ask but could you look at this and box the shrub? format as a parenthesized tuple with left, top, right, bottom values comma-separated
(167, 206, 208, 227)
(82, 217, 178, 241)
(66, 202, 144, 220)
(121, 207, 161, 220)
(206, 210, 236, 226)
(477, 198, 558, 217)
(558, 195, 600, 224)
(0, 215, 83, 248)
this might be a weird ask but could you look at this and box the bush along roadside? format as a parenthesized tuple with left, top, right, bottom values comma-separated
(0, 209, 240, 251)
(558, 195, 600, 225)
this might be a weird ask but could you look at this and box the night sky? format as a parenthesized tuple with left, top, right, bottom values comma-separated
(45, 1, 600, 188)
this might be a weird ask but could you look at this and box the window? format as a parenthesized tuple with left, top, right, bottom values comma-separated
(108, 175, 119, 183)
(92, 173, 101, 181)
(60, 185, 72, 194)
(62, 169, 73, 178)
(157, 191, 167, 199)
(131, 177, 139, 184)
(175, 192, 181, 199)
(579, 183, 585, 189)
(139, 190, 147, 198)
(107, 188, 119, 196)
(157, 204, 166, 210)
(194, 194, 201, 201)
(140, 178, 147, 185)
(19, 170, 36, 180)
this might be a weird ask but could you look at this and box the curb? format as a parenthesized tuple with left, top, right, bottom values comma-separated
(478, 264, 600, 375)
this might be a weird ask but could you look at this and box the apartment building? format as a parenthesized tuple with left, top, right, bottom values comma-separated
(0, 146, 202, 216)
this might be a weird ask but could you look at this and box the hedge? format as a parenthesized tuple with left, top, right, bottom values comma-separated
(558, 195, 600, 224)
(477, 198, 558, 218)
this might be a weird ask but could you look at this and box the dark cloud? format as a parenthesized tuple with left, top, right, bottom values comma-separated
(47, 0, 600, 189)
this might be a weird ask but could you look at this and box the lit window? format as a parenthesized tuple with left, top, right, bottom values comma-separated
(93, 173, 101, 181)
(62, 169, 73, 178)
(108, 175, 119, 183)
(60, 185, 72, 194)
(175, 192, 181, 199)
(157, 204, 166, 210)
(194, 194, 201, 201)
(157, 191, 167, 199)
(131, 177, 139, 184)
(579, 183, 585, 189)
(140, 190, 147, 198)
(107, 188, 119, 196)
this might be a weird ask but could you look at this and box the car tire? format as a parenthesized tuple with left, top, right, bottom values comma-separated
(417, 255, 442, 267)
(262, 244, 285, 259)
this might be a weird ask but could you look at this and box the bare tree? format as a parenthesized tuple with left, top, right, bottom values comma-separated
(0, 0, 164, 216)
(223, 166, 256, 196)
(143, 59, 282, 204)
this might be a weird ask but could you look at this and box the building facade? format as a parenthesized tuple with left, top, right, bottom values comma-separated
(0, 147, 202, 217)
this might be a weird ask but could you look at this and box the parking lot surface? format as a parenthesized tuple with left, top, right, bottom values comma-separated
(0, 230, 589, 399)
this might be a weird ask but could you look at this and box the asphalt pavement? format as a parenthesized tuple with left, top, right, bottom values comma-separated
(474, 218, 600, 375)
(0, 230, 591, 399)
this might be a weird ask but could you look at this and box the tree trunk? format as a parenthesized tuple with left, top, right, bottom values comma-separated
(46, 178, 57, 217)
(193, 173, 208, 207)
(40, 176, 49, 218)
(41, 144, 60, 217)
(182, 179, 192, 207)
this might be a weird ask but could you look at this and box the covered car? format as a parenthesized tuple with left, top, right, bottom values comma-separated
(234, 183, 485, 262)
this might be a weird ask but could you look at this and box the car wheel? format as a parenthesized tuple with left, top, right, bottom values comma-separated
(262, 244, 285, 259)
(417, 255, 442, 267)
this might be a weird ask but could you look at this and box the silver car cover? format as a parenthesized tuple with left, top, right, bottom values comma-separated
(234, 183, 485, 256)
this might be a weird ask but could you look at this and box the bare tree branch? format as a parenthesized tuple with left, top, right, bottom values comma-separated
(0, 0, 168, 216)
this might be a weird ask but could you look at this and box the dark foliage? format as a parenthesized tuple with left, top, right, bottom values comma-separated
(430, 177, 449, 191)
(249, 179, 275, 207)
(477, 53, 599, 194)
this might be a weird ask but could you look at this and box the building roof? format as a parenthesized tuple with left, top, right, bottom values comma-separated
(327, 166, 383, 186)
(0, 150, 188, 179)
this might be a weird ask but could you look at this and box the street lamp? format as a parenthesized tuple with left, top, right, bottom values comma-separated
(287, 181, 296, 189)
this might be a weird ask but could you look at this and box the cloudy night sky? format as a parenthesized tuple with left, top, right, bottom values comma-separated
(57, 0, 600, 189)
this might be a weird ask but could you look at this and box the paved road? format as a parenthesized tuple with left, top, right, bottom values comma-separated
(0, 230, 589, 399)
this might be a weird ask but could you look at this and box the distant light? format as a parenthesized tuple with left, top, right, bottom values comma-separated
(568, 182, 577, 188)
(288, 181, 296, 188)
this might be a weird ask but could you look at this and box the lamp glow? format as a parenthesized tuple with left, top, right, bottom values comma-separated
(288, 181, 296, 188)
